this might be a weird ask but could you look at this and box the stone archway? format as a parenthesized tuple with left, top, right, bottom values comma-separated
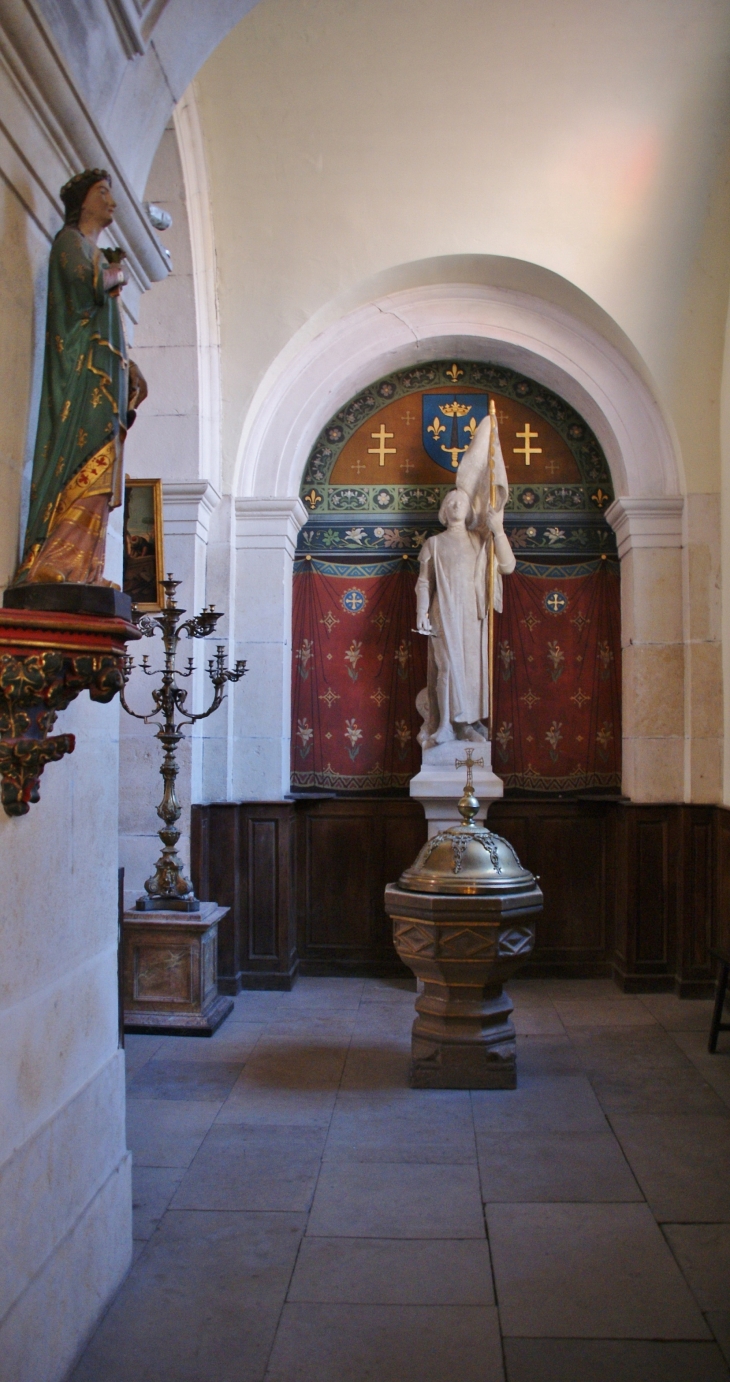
(230, 266, 687, 803)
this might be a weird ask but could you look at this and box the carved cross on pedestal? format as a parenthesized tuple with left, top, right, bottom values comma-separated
(455, 746, 484, 792)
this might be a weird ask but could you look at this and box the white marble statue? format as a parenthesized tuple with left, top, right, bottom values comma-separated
(415, 410, 515, 748)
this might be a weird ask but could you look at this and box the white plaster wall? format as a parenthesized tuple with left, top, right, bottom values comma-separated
(0, 699, 130, 1382)
(195, 0, 730, 500)
(120, 124, 201, 896)
(0, 75, 130, 1382)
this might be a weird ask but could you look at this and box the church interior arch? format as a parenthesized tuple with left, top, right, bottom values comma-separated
(291, 357, 621, 798)
(2, 2, 730, 1374)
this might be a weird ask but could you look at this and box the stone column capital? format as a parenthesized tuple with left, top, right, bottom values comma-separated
(162, 481, 221, 541)
(605, 496, 684, 559)
(234, 497, 308, 556)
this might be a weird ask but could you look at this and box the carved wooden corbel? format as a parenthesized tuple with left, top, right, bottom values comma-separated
(0, 608, 140, 815)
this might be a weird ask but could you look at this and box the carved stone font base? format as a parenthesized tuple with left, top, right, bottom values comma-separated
(122, 903, 233, 1036)
(385, 882, 543, 1088)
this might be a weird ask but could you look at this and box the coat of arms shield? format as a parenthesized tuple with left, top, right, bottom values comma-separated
(422, 393, 489, 473)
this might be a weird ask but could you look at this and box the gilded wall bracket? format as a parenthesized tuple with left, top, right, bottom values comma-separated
(0, 606, 141, 815)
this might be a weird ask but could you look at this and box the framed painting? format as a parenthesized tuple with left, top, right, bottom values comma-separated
(123, 478, 164, 610)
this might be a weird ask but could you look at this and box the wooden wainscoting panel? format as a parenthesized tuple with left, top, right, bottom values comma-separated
(299, 802, 375, 954)
(192, 798, 725, 994)
(248, 817, 278, 958)
(715, 806, 730, 959)
(191, 804, 241, 987)
(191, 802, 297, 991)
(635, 818, 669, 965)
(675, 808, 714, 995)
(490, 800, 609, 976)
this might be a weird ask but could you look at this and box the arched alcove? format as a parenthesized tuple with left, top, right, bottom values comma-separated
(231, 268, 685, 807)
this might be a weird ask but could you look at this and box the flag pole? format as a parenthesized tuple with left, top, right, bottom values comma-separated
(487, 397, 497, 741)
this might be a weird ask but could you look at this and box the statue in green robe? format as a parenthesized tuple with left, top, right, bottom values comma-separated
(14, 169, 147, 586)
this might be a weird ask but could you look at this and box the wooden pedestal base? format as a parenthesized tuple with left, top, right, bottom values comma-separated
(385, 883, 543, 1088)
(122, 902, 233, 1036)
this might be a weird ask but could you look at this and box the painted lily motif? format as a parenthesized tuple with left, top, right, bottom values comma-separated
(296, 719, 313, 758)
(344, 640, 363, 681)
(344, 718, 363, 760)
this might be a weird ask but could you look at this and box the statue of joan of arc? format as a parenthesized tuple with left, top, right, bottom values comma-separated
(13, 168, 147, 587)
(415, 409, 515, 748)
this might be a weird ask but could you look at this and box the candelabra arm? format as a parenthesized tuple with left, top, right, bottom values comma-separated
(120, 579, 248, 911)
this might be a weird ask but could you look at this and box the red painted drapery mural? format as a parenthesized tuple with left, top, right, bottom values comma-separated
(291, 558, 427, 791)
(492, 559, 621, 791)
(291, 555, 621, 793)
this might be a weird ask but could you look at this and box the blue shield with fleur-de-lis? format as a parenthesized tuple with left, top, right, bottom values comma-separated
(422, 393, 489, 473)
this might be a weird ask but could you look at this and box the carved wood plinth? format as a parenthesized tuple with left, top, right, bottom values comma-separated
(385, 883, 543, 1088)
(0, 607, 141, 815)
(122, 903, 233, 1036)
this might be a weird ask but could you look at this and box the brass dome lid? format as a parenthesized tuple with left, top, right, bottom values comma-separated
(400, 755, 537, 896)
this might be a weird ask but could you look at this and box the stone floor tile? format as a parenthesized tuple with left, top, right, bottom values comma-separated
(132, 1166, 184, 1240)
(228, 992, 289, 1022)
(670, 1034, 730, 1110)
(708, 1312, 730, 1368)
(512, 1008, 566, 1036)
(150, 1024, 266, 1063)
(264, 1303, 504, 1382)
(283, 978, 365, 1009)
(526, 978, 625, 1001)
(515, 1035, 584, 1076)
(124, 1034, 165, 1079)
(359, 976, 418, 1003)
(609, 1115, 730, 1220)
(171, 1124, 326, 1212)
(503, 1338, 730, 1381)
(232, 1042, 348, 1088)
(307, 1162, 485, 1238)
(338, 1043, 412, 1092)
(262, 1014, 357, 1040)
(287, 1238, 494, 1305)
(126, 1099, 221, 1168)
(554, 998, 658, 1027)
(639, 994, 718, 1033)
(570, 1028, 728, 1115)
(662, 1225, 730, 1310)
(487, 1202, 711, 1338)
(127, 1058, 243, 1102)
(507, 981, 561, 1008)
(324, 1089, 476, 1162)
(471, 1073, 608, 1133)
(69, 1211, 305, 1382)
(477, 1131, 641, 1202)
(216, 1084, 338, 1127)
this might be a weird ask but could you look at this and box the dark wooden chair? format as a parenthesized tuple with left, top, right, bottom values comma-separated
(709, 948, 730, 1053)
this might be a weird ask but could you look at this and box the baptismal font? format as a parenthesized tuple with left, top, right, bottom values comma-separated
(386, 402, 543, 1087)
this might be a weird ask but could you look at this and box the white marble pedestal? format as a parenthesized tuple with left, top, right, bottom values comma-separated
(410, 740, 504, 836)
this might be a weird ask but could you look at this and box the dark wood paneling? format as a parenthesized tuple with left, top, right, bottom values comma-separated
(192, 802, 297, 991)
(635, 820, 668, 964)
(490, 802, 608, 975)
(193, 797, 730, 995)
(296, 798, 426, 973)
(249, 819, 278, 958)
(715, 808, 730, 961)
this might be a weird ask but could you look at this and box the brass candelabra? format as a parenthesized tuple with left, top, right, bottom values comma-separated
(121, 574, 246, 910)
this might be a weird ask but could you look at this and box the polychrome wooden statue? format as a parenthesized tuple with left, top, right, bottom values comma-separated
(14, 169, 147, 587)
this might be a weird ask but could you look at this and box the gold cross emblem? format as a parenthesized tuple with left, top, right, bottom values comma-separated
(368, 424, 396, 467)
(455, 746, 484, 791)
(514, 423, 542, 466)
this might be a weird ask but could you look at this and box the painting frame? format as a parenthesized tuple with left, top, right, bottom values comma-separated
(123, 478, 165, 611)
